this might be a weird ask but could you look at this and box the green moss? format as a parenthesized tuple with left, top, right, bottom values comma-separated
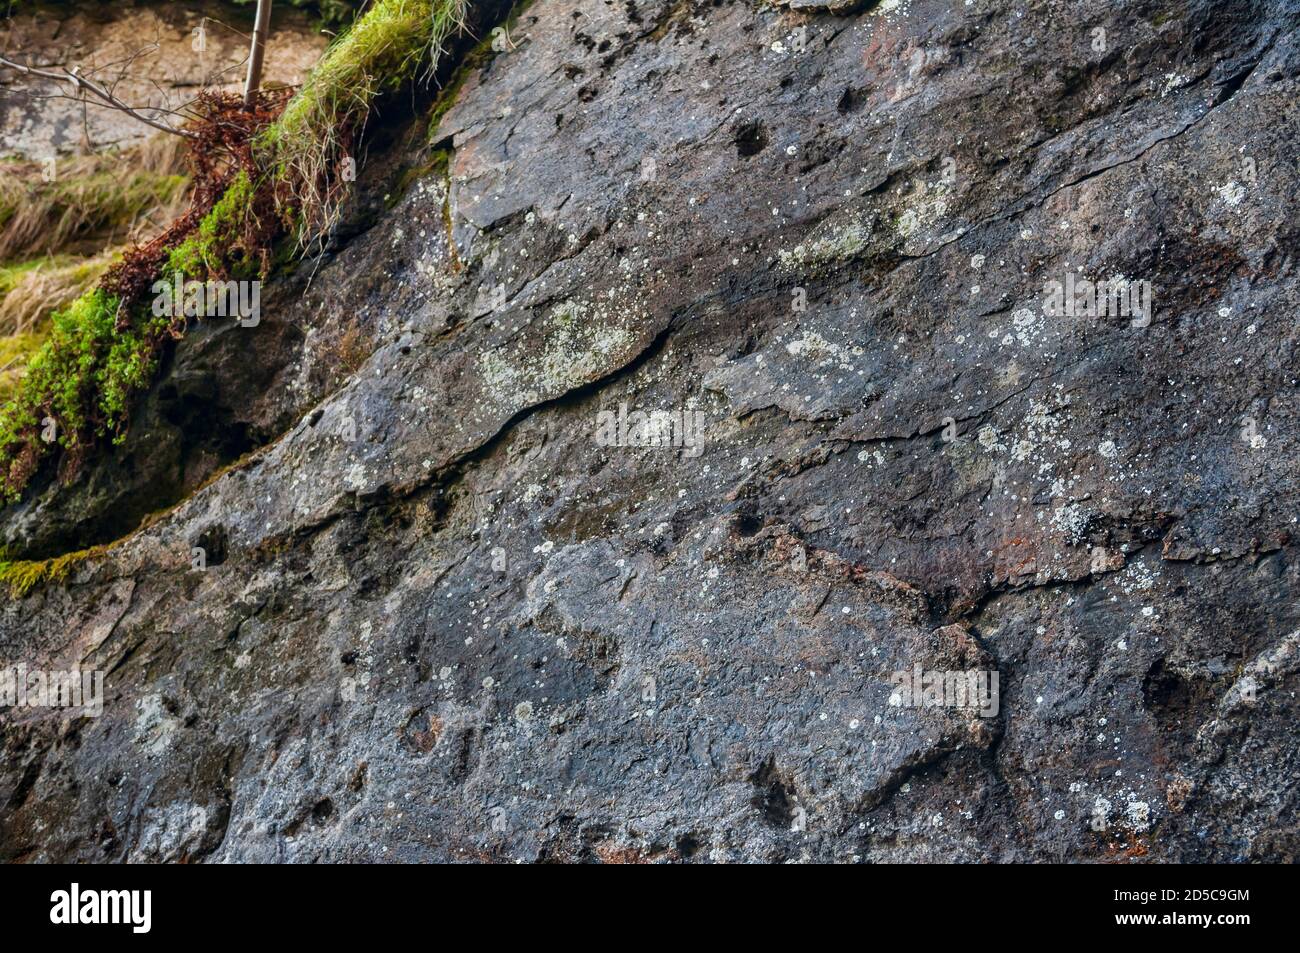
(280, 0, 460, 128)
(0, 0, 471, 506)
(265, 0, 449, 156)
(0, 287, 168, 497)
(0, 543, 103, 598)
(165, 171, 262, 281)
(0, 557, 48, 598)
(262, 0, 467, 244)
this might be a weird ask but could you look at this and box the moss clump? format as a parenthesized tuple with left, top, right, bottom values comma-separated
(0, 288, 170, 498)
(262, 0, 467, 247)
(164, 171, 264, 282)
(0, 544, 103, 598)
(272, 0, 461, 141)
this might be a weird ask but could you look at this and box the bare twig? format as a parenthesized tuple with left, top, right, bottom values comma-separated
(0, 54, 198, 139)
(16, 89, 198, 122)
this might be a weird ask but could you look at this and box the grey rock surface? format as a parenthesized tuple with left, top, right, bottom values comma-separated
(1, 0, 1298, 862)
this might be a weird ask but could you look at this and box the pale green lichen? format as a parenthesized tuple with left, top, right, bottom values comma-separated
(893, 178, 952, 241)
(778, 217, 872, 273)
(478, 299, 637, 407)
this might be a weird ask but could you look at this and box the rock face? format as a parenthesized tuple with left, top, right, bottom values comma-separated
(2, 0, 1299, 862)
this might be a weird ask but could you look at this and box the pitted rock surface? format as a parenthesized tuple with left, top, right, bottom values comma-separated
(1, 0, 1298, 861)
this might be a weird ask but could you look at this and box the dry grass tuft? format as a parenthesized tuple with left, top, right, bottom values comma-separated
(0, 252, 117, 336)
(0, 136, 189, 261)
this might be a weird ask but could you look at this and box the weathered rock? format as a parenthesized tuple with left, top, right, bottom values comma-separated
(1, 0, 1298, 862)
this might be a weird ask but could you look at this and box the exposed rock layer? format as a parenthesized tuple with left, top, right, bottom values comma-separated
(1, 0, 1298, 862)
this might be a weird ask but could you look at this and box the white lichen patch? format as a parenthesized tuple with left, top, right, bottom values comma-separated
(783, 329, 862, 374)
(133, 693, 182, 755)
(1125, 800, 1151, 830)
(1114, 557, 1160, 594)
(987, 398, 1073, 496)
(1160, 72, 1188, 97)
(1214, 180, 1246, 207)
(1011, 306, 1043, 347)
(130, 803, 212, 861)
(1084, 787, 1156, 835)
(895, 178, 951, 241)
(1050, 502, 1092, 545)
(478, 297, 638, 409)
(778, 217, 872, 273)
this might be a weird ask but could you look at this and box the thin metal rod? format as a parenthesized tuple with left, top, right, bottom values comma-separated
(242, 0, 273, 110)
